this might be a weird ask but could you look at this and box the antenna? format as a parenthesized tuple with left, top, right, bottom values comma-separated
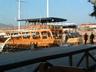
(47, 0, 49, 17)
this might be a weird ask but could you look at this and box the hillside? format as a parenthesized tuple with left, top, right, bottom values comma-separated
(0, 23, 15, 30)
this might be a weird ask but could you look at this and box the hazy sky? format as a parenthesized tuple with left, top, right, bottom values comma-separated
(0, 0, 96, 25)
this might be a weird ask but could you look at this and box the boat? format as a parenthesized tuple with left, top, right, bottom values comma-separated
(2, 17, 67, 51)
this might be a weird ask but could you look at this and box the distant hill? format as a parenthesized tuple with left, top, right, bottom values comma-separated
(0, 23, 15, 30)
(0, 23, 33, 30)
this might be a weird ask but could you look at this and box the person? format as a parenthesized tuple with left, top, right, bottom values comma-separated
(84, 33, 88, 44)
(62, 31, 68, 44)
(90, 32, 95, 44)
(62, 32, 66, 44)
(64, 31, 68, 44)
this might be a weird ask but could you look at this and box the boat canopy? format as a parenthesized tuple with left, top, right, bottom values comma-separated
(18, 17, 67, 23)
(63, 25, 77, 28)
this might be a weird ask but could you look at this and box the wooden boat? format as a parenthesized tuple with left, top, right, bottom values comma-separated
(2, 17, 67, 51)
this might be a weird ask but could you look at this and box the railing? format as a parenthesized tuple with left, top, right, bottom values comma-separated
(0, 45, 96, 72)
(0, 37, 11, 52)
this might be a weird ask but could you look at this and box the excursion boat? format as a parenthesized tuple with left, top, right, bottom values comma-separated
(2, 17, 67, 51)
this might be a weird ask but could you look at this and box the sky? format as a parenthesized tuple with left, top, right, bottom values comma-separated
(0, 0, 96, 25)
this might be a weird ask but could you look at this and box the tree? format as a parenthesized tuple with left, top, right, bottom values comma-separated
(89, 0, 96, 17)
(90, 6, 96, 17)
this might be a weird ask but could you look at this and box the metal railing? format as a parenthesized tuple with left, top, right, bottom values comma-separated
(0, 45, 96, 72)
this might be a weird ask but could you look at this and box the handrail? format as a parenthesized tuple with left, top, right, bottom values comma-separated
(0, 37, 11, 52)
(0, 45, 96, 71)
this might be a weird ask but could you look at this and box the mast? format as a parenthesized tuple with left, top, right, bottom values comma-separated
(17, 0, 21, 31)
(47, 0, 49, 17)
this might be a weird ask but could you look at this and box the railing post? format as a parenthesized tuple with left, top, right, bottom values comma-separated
(69, 55, 73, 66)
(85, 51, 89, 69)
(33, 61, 53, 72)
(76, 53, 86, 67)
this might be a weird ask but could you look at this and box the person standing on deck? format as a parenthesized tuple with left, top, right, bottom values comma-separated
(90, 32, 95, 44)
(62, 31, 68, 44)
(84, 33, 88, 44)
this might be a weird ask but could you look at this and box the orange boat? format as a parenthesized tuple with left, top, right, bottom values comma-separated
(1, 17, 67, 51)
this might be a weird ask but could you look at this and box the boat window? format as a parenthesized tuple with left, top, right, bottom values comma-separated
(0, 35, 4, 38)
(14, 33, 18, 35)
(23, 35, 30, 38)
(22, 32, 29, 34)
(10, 32, 21, 38)
(67, 32, 81, 38)
(32, 32, 40, 39)
(22, 32, 30, 38)
(41, 31, 51, 39)
(6, 32, 10, 36)
(52, 30, 62, 39)
(11, 33, 18, 35)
